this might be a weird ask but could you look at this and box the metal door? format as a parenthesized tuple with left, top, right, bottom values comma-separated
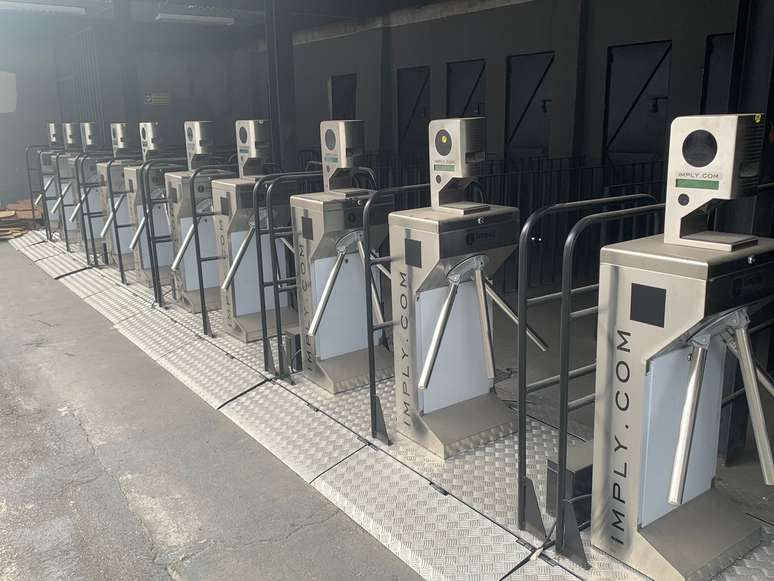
(603, 41, 672, 165)
(397, 66, 431, 161)
(504, 52, 554, 167)
(446, 59, 486, 118)
(700, 33, 734, 114)
(328, 73, 357, 120)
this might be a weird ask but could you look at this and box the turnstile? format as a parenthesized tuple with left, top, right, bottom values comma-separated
(290, 120, 392, 393)
(591, 114, 774, 581)
(213, 119, 296, 342)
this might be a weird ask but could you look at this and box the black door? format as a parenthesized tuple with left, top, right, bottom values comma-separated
(504, 51, 554, 167)
(397, 66, 431, 162)
(329, 73, 357, 119)
(603, 41, 672, 165)
(700, 33, 734, 114)
(447, 59, 486, 118)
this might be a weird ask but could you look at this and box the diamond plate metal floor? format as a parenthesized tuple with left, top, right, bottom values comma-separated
(9, 234, 774, 581)
(223, 383, 366, 482)
(312, 445, 566, 581)
(156, 338, 264, 408)
(114, 309, 199, 361)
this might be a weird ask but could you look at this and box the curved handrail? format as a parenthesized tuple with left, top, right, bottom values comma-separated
(515, 192, 658, 532)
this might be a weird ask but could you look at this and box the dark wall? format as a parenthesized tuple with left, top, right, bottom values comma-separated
(54, 22, 267, 150)
(290, 0, 736, 162)
(578, 0, 736, 163)
(0, 16, 67, 205)
(293, 27, 385, 149)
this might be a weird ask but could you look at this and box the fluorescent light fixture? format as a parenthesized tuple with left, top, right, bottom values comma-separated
(155, 12, 235, 26)
(0, 1, 86, 14)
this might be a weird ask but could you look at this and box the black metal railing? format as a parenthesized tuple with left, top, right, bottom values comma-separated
(182, 164, 237, 336)
(516, 193, 659, 541)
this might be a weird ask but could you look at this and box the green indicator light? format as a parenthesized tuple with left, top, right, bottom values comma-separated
(324, 155, 339, 163)
(433, 164, 455, 172)
(675, 178, 719, 190)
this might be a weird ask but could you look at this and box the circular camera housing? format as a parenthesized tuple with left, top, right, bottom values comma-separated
(186, 126, 194, 142)
(682, 129, 717, 168)
(238, 126, 248, 144)
(435, 129, 452, 156)
(324, 128, 337, 151)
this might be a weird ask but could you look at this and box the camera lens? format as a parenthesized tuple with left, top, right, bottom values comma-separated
(325, 129, 336, 151)
(682, 129, 717, 167)
(435, 129, 452, 156)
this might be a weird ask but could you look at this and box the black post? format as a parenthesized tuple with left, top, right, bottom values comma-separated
(187, 165, 237, 336)
(53, 152, 71, 250)
(251, 171, 322, 375)
(107, 158, 128, 284)
(265, 0, 297, 170)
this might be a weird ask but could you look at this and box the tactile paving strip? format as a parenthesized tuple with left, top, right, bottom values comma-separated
(114, 309, 198, 361)
(156, 338, 263, 408)
(312, 445, 570, 581)
(223, 384, 365, 482)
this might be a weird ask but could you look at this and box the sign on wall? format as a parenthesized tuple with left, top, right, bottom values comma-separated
(0, 71, 17, 114)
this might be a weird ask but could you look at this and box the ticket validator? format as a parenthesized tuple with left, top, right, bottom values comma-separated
(387, 117, 524, 459)
(166, 121, 232, 313)
(124, 122, 183, 286)
(212, 120, 295, 342)
(68, 122, 108, 254)
(53, 122, 83, 243)
(97, 123, 140, 269)
(591, 114, 774, 581)
(290, 120, 393, 393)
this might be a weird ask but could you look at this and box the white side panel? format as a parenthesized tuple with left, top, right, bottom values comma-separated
(312, 253, 368, 360)
(111, 201, 133, 250)
(179, 216, 219, 290)
(45, 177, 59, 225)
(231, 231, 287, 316)
(640, 338, 724, 526)
(416, 281, 490, 414)
(136, 202, 173, 268)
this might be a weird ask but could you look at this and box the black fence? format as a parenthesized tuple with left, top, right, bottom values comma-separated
(297, 147, 664, 292)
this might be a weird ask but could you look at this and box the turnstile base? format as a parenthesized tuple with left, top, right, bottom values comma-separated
(636, 489, 760, 581)
(303, 345, 393, 394)
(405, 392, 517, 459)
(177, 286, 221, 314)
(222, 307, 299, 344)
(135, 265, 172, 288)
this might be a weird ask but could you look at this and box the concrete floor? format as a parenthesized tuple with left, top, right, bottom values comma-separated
(0, 242, 420, 581)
